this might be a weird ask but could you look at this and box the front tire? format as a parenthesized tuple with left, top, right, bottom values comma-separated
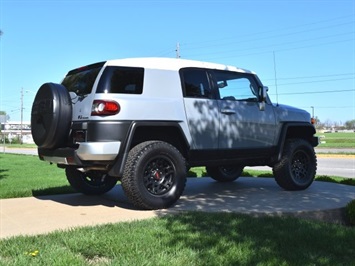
(273, 139, 317, 191)
(206, 165, 244, 182)
(121, 141, 186, 210)
(66, 167, 118, 195)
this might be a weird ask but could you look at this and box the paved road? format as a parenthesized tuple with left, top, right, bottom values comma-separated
(246, 156, 355, 179)
(1, 147, 38, 155)
(2, 147, 355, 178)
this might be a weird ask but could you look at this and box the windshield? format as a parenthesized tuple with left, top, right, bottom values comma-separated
(62, 62, 105, 95)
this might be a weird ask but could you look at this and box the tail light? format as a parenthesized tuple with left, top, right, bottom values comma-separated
(91, 100, 120, 116)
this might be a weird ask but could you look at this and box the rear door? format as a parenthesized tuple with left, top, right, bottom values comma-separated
(181, 68, 219, 149)
(61, 62, 105, 121)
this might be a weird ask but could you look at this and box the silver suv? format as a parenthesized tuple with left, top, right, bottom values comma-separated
(31, 58, 319, 210)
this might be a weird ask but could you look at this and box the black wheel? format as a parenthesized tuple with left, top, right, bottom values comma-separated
(273, 139, 317, 191)
(66, 167, 118, 195)
(31, 83, 72, 149)
(121, 141, 186, 210)
(206, 165, 244, 182)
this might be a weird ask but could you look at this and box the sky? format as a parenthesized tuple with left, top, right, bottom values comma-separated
(0, 0, 354, 125)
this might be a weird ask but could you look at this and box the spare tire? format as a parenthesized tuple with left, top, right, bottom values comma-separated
(31, 83, 72, 149)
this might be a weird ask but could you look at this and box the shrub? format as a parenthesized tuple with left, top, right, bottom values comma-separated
(241, 171, 254, 177)
(187, 170, 197, 177)
(340, 179, 355, 186)
(315, 175, 337, 183)
(256, 173, 274, 178)
(345, 199, 355, 226)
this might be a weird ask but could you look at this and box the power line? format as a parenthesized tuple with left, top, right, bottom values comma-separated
(270, 77, 355, 87)
(157, 15, 354, 58)
(204, 38, 353, 61)
(183, 14, 354, 47)
(269, 89, 355, 96)
(182, 30, 354, 59)
(263, 72, 355, 81)
(301, 106, 354, 109)
(184, 22, 354, 52)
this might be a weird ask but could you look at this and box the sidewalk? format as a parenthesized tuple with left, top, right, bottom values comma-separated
(1, 177, 354, 239)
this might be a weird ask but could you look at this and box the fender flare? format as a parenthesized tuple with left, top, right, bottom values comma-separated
(108, 121, 190, 178)
(276, 122, 318, 161)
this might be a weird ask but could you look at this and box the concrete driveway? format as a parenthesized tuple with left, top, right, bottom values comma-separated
(1, 177, 354, 239)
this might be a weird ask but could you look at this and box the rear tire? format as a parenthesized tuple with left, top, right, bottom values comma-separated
(66, 167, 118, 195)
(273, 139, 317, 191)
(121, 141, 186, 210)
(206, 165, 244, 182)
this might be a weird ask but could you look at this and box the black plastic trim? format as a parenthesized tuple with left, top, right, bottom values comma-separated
(276, 122, 318, 161)
(188, 147, 278, 167)
(71, 121, 131, 142)
(108, 121, 189, 177)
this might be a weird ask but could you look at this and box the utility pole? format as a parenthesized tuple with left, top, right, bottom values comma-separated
(20, 87, 23, 144)
(176, 42, 180, 58)
(273, 51, 279, 106)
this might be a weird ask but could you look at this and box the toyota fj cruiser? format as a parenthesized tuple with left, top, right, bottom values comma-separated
(31, 57, 319, 210)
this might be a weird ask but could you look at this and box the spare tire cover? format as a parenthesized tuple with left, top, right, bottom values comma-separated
(31, 83, 72, 149)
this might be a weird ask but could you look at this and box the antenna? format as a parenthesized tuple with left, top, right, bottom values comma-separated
(273, 51, 279, 106)
(176, 42, 180, 58)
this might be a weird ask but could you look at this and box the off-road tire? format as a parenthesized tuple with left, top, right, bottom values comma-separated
(273, 138, 317, 191)
(206, 165, 244, 182)
(66, 167, 118, 195)
(121, 141, 186, 210)
(31, 83, 72, 149)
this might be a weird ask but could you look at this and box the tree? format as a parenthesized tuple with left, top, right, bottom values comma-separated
(345, 119, 355, 130)
(0, 111, 7, 128)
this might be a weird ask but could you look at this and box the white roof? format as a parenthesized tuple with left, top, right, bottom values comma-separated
(105, 57, 254, 74)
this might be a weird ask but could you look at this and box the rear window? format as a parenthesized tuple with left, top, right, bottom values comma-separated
(62, 62, 105, 95)
(96, 66, 144, 94)
(180, 68, 212, 98)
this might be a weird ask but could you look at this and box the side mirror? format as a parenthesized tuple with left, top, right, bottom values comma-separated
(258, 86, 268, 111)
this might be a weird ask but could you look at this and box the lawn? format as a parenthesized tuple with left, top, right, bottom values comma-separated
(1, 212, 354, 266)
(317, 132, 355, 148)
(1, 154, 355, 265)
(0, 154, 74, 199)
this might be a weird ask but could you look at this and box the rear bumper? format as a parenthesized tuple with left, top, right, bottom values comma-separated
(38, 141, 121, 165)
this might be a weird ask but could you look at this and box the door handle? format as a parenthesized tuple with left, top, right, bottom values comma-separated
(221, 109, 236, 115)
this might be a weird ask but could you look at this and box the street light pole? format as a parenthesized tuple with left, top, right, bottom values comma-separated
(311, 106, 314, 118)
(20, 87, 24, 144)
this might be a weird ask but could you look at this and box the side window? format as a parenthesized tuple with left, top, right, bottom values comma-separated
(97, 66, 144, 94)
(213, 70, 259, 101)
(181, 69, 212, 98)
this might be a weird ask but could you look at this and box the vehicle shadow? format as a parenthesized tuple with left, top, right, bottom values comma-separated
(34, 177, 355, 216)
(34, 184, 137, 210)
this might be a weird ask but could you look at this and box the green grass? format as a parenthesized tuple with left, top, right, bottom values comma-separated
(1, 212, 354, 265)
(317, 132, 355, 148)
(0, 154, 74, 199)
(1, 155, 354, 265)
(3, 143, 37, 149)
(1, 154, 354, 199)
